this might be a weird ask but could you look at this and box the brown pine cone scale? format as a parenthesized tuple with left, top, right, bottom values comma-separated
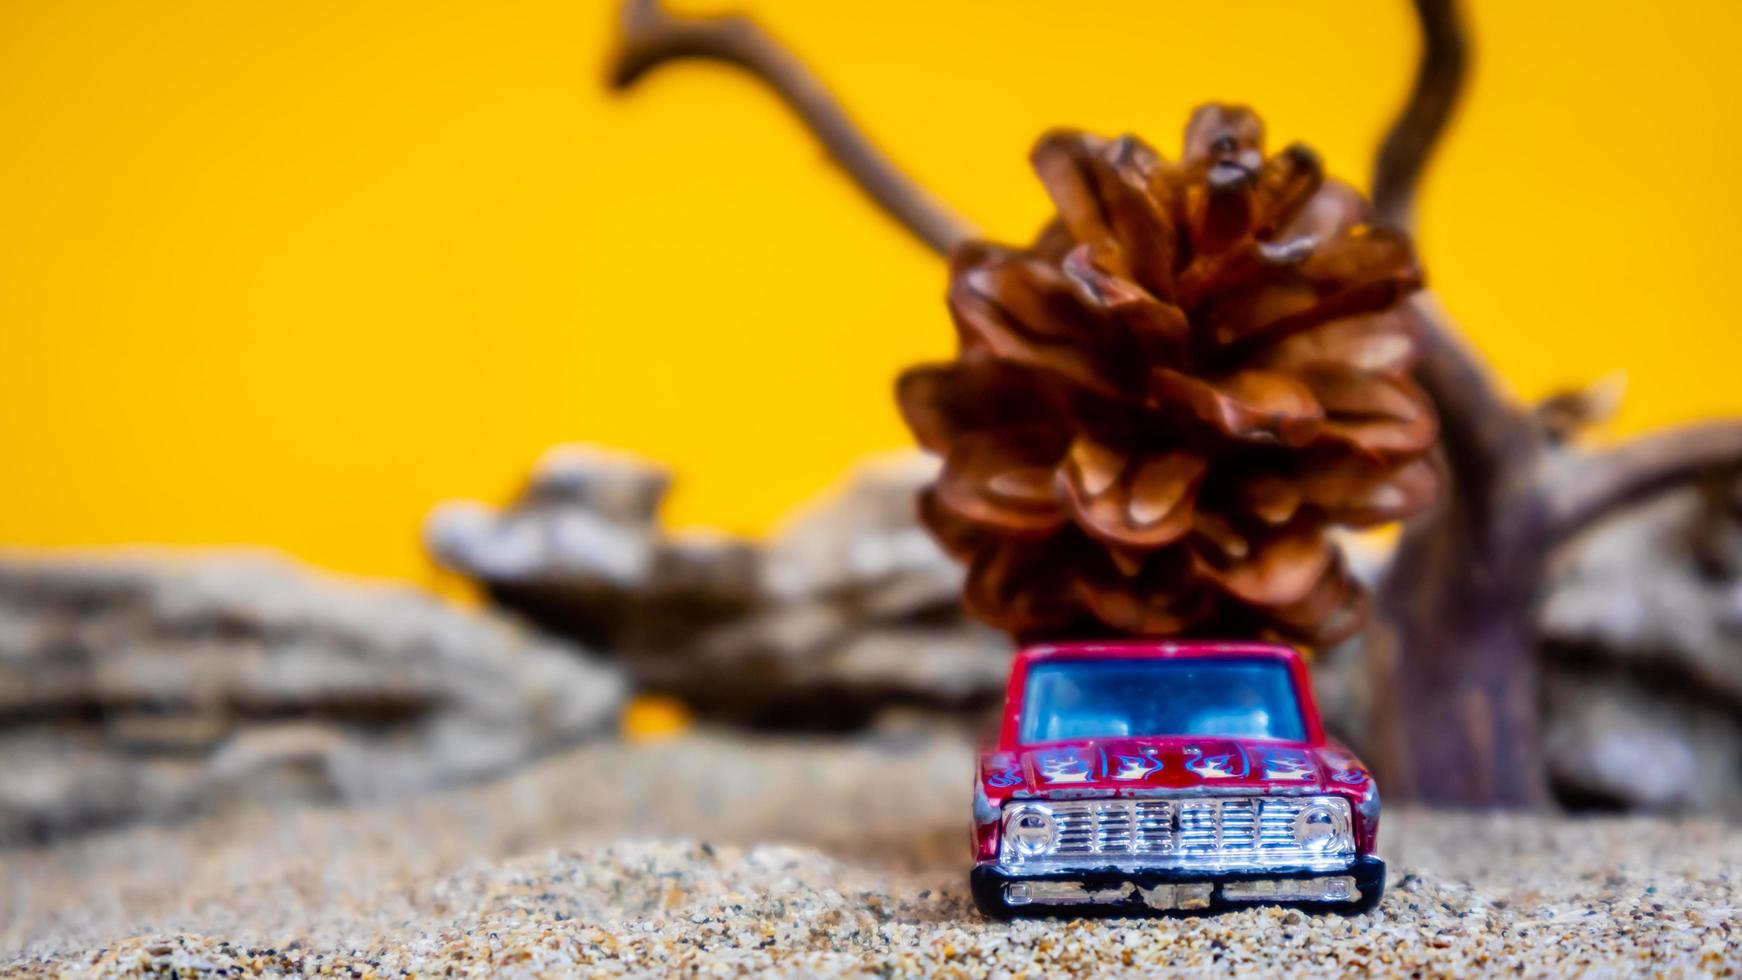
(898, 105, 1440, 649)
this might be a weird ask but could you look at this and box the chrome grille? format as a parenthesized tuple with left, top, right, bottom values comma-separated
(1000, 797, 1354, 872)
(1133, 800, 1174, 854)
(1052, 800, 1176, 857)
(1220, 798, 1259, 850)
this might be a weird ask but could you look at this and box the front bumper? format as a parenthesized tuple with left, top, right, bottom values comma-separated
(971, 856, 1385, 919)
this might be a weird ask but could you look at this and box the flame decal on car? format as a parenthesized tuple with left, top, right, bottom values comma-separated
(983, 753, 1024, 789)
(1035, 748, 1093, 784)
(1183, 744, 1247, 779)
(1111, 747, 1163, 780)
(1331, 768, 1368, 785)
(1259, 748, 1315, 781)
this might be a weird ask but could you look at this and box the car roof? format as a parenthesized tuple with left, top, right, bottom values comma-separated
(1014, 640, 1303, 666)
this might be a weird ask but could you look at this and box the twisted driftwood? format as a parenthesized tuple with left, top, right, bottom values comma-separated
(608, 0, 1742, 806)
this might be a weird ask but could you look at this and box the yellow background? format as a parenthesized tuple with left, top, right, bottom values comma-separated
(3, 0, 1739, 588)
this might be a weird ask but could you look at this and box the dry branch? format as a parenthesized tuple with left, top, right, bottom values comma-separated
(1372, 0, 1470, 231)
(1368, 0, 1742, 807)
(1404, 293, 1531, 488)
(1369, 2, 1525, 497)
(1544, 421, 1742, 543)
(610, 0, 977, 255)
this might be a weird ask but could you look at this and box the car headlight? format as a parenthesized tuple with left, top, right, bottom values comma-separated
(1003, 805, 1057, 856)
(1292, 799, 1351, 851)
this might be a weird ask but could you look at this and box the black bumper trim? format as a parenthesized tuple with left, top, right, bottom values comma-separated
(971, 855, 1385, 919)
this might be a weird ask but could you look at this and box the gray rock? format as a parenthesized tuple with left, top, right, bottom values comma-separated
(522, 444, 672, 525)
(1539, 476, 1742, 814)
(1541, 485, 1742, 704)
(656, 531, 763, 607)
(825, 626, 1010, 703)
(0, 550, 625, 846)
(761, 452, 961, 613)
(425, 445, 671, 589)
(425, 447, 1008, 729)
(1542, 671, 1742, 813)
(1534, 476, 1742, 815)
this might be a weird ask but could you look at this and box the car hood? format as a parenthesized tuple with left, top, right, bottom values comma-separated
(979, 737, 1370, 798)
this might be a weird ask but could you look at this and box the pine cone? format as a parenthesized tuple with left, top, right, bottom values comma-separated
(897, 105, 1439, 649)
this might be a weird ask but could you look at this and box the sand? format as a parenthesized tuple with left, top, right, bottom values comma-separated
(4, 732, 1739, 977)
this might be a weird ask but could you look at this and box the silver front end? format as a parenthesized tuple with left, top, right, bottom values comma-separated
(998, 796, 1355, 873)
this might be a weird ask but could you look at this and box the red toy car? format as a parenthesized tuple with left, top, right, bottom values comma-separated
(971, 641, 1383, 918)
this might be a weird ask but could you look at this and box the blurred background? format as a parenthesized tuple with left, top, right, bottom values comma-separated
(4, 0, 1742, 971)
(3, 0, 1740, 580)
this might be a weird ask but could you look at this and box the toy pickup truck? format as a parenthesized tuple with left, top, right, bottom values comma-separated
(971, 641, 1383, 917)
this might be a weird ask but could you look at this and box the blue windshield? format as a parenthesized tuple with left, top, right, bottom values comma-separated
(1019, 658, 1306, 744)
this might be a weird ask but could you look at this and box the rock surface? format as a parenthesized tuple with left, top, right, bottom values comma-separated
(0, 551, 624, 846)
(427, 448, 1010, 729)
(4, 732, 1738, 977)
(1537, 478, 1742, 815)
(431, 446, 1742, 817)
